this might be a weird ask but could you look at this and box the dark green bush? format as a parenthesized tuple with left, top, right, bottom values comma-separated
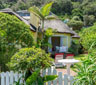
(0, 13, 34, 71)
(80, 23, 96, 50)
(68, 40, 83, 55)
(7, 47, 53, 71)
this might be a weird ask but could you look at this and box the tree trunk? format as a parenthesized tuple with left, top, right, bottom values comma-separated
(41, 20, 44, 48)
(36, 25, 38, 43)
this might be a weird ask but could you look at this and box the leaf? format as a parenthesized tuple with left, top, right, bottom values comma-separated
(43, 75, 58, 83)
(37, 76, 44, 85)
(40, 2, 53, 17)
(26, 69, 40, 85)
(13, 78, 21, 85)
(28, 6, 44, 19)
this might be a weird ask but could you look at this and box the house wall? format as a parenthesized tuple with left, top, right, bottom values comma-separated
(32, 31, 43, 43)
(31, 32, 72, 48)
(32, 31, 72, 48)
(30, 13, 41, 43)
(32, 31, 37, 42)
(30, 13, 40, 28)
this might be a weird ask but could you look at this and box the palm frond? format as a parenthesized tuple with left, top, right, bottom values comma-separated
(28, 6, 44, 19)
(40, 2, 53, 17)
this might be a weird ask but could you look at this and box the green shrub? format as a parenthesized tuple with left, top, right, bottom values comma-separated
(83, 15, 95, 27)
(8, 47, 54, 84)
(0, 13, 34, 71)
(67, 16, 83, 30)
(26, 69, 57, 85)
(68, 41, 81, 55)
(72, 8, 83, 20)
(80, 23, 96, 50)
(7, 46, 53, 71)
(41, 28, 54, 51)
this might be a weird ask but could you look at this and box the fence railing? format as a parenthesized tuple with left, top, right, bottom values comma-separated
(0, 68, 74, 85)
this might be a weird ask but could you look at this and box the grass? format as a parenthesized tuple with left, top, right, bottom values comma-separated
(74, 54, 87, 60)
(71, 54, 88, 70)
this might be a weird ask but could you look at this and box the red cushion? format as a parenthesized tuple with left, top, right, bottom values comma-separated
(66, 54, 74, 56)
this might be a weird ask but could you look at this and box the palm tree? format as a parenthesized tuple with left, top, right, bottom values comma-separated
(28, 2, 57, 46)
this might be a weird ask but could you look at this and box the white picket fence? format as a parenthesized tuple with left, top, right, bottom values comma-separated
(0, 68, 74, 85)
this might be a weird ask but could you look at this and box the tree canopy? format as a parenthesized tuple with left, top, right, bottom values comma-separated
(8, 47, 53, 71)
(67, 16, 83, 30)
(1, 0, 96, 21)
(0, 12, 34, 71)
(80, 23, 96, 50)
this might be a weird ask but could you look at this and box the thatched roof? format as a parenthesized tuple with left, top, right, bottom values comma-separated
(44, 19, 74, 35)
(0, 8, 35, 31)
(44, 19, 80, 38)
(72, 31, 80, 38)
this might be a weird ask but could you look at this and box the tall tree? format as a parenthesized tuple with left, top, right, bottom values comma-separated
(0, 12, 34, 71)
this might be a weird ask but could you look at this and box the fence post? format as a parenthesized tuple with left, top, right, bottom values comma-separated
(0, 69, 74, 85)
(19, 73, 23, 84)
(42, 69, 46, 77)
(64, 74, 68, 85)
(42, 69, 46, 85)
(6, 72, 9, 85)
(48, 68, 51, 85)
(1, 72, 5, 85)
(14, 72, 18, 82)
(53, 69, 57, 85)
(58, 72, 63, 85)
(10, 71, 14, 85)
(70, 76, 74, 85)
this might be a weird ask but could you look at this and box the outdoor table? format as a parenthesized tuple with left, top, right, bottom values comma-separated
(58, 59, 80, 77)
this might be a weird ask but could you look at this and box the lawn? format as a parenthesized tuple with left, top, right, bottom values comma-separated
(74, 54, 87, 60)
(71, 54, 88, 70)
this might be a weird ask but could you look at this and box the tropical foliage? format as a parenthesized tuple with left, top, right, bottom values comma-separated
(68, 41, 80, 55)
(26, 69, 57, 85)
(1, 0, 96, 31)
(0, 13, 34, 71)
(40, 28, 54, 51)
(74, 52, 96, 85)
(80, 23, 96, 50)
(83, 15, 95, 27)
(28, 2, 55, 31)
(52, 0, 73, 15)
(8, 47, 56, 85)
(68, 16, 83, 30)
(8, 47, 53, 71)
(28, 2, 56, 49)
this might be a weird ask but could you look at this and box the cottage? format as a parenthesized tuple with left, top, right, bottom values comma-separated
(0, 8, 80, 54)
(29, 12, 80, 53)
(44, 19, 74, 52)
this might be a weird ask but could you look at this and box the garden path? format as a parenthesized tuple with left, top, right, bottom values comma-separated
(56, 68, 76, 76)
